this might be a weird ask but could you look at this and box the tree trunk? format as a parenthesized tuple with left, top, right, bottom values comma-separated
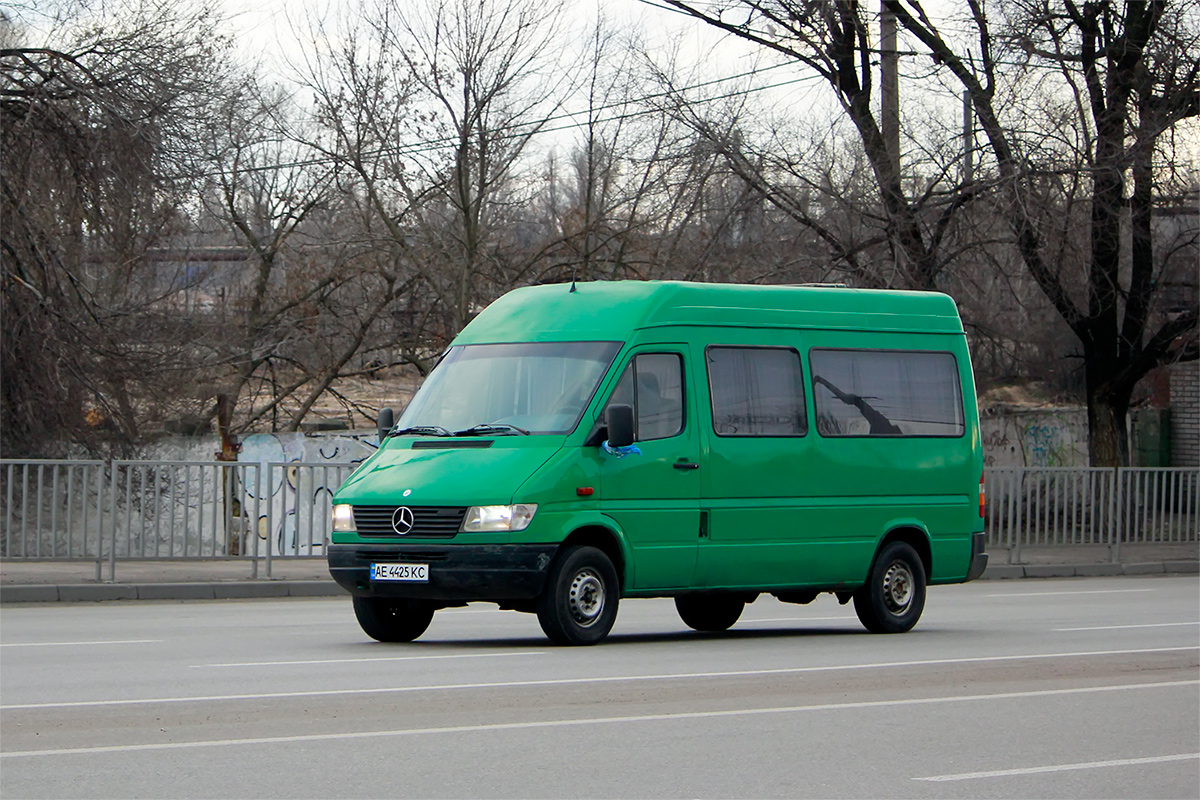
(1084, 356, 1132, 467)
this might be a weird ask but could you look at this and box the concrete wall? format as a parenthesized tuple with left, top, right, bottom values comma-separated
(142, 431, 379, 466)
(980, 407, 1089, 468)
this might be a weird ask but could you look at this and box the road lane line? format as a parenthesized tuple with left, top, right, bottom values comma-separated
(193, 651, 545, 668)
(0, 640, 162, 648)
(915, 753, 1200, 782)
(740, 617, 851, 624)
(987, 589, 1156, 598)
(3, 680, 1195, 759)
(1055, 622, 1200, 632)
(5, 645, 1195, 711)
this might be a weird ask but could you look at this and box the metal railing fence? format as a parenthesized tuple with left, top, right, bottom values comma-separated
(984, 467, 1199, 562)
(2, 460, 107, 560)
(1, 460, 356, 580)
(2, 461, 1197, 578)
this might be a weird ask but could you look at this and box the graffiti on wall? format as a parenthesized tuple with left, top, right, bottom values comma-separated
(135, 431, 381, 556)
(236, 432, 377, 556)
(980, 408, 1088, 467)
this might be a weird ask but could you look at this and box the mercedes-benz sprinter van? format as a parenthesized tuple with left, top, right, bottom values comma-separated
(328, 281, 988, 645)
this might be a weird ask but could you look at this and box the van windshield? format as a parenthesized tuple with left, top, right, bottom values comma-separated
(394, 341, 622, 436)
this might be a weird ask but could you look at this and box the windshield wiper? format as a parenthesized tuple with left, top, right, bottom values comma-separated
(453, 423, 531, 437)
(392, 425, 453, 437)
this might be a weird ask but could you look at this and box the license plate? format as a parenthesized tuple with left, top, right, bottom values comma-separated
(370, 563, 429, 582)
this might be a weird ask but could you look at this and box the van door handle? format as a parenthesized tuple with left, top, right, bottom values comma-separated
(673, 460, 700, 470)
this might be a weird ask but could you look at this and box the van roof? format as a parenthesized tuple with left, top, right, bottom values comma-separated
(455, 280, 964, 343)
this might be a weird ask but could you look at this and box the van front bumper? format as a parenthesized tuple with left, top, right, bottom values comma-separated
(327, 543, 557, 601)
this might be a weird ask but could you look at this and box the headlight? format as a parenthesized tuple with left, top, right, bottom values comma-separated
(461, 504, 537, 532)
(332, 504, 355, 532)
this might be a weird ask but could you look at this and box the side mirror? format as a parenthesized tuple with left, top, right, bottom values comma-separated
(606, 403, 634, 449)
(377, 407, 395, 444)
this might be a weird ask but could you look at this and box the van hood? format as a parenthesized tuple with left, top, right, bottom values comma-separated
(334, 439, 562, 506)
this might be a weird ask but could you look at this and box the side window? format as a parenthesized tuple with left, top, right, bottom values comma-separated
(603, 353, 685, 441)
(707, 346, 807, 437)
(810, 349, 964, 437)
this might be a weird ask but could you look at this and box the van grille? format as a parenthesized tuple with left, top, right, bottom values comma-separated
(351, 506, 467, 538)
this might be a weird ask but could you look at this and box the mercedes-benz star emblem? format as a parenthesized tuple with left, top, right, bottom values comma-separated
(391, 506, 415, 535)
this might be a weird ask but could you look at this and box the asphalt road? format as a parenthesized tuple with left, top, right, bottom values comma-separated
(1, 576, 1197, 799)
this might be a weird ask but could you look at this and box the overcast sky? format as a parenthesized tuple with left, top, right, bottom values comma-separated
(215, 0, 736, 78)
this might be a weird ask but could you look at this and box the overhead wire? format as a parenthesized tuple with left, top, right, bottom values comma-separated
(191, 6, 1125, 180)
(203, 60, 824, 177)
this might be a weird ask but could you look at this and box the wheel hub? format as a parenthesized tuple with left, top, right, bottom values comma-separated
(882, 561, 913, 614)
(568, 568, 604, 626)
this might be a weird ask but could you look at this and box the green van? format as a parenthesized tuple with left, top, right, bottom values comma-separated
(327, 281, 988, 645)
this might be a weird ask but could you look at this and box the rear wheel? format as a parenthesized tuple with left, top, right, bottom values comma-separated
(853, 541, 926, 633)
(352, 596, 436, 642)
(537, 546, 619, 645)
(675, 594, 745, 632)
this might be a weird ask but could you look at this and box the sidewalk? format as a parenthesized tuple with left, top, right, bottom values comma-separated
(1, 543, 1197, 603)
(982, 542, 1199, 579)
(0, 558, 340, 603)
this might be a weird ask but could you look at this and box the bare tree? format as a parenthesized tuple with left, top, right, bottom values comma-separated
(525, 22, 802, 287)
(390, 0, 572, 325)
(1, 2, 234, 455)
(297, 0, 573, 344)
(660, 0, 1198, 465)
(197, 77, 334, 446)
(884, 0, 1199, 464)
(660, 0, 967, 290)
(526, 15, 682, 284)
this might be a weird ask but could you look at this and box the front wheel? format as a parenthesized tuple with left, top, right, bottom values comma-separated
(352, 596, 436, 642)
(853, 541, 926, 633)
(675, 594, 745, 632)
(536, 546, 619, 645)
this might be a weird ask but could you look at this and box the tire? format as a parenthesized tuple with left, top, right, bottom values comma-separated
(853, 541, 926, 634)
(352, 596, 436, 642)
(675, 594, 745, 632)
(536, 546, 619, 645)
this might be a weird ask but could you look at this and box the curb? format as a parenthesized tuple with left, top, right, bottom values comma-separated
(0, 581, 348, 604)
(978, 561, 1199, 580)
(1124, 562, 1166, 575)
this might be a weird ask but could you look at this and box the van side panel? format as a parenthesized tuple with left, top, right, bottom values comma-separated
(692, 327, 980, 590)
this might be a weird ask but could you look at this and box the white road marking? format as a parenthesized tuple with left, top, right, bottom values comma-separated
(0, 640, 161, 648)
(915, 753, 1200, 782)
(1055, 622, 1200, 632)
(988, 589, 1156, 598)
(5, 645, 1195, 711)
(3, 680, 1194, 759)
(193, 651, 544, 668)
(740, 616, 851, 624)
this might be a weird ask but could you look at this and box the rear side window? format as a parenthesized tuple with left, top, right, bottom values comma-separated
(707, 346, 807, 436)
(810, 349, 964, 437)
